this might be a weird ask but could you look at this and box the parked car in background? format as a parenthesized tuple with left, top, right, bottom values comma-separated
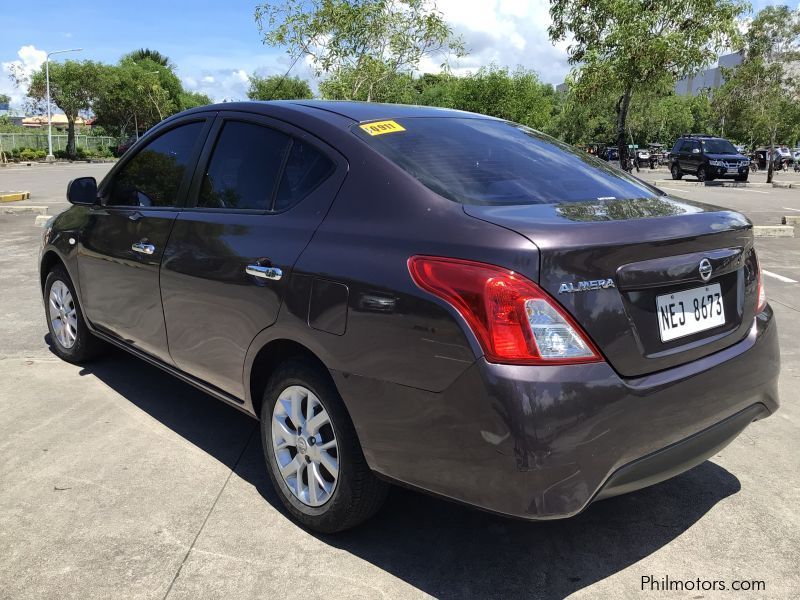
(669, 134, 750, 182)
(635, 148, 651, 168)
(40, 102, 779, 532)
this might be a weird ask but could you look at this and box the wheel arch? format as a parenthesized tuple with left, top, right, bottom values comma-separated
(39, 249, 67, 292)
(247, 337, 335, 420)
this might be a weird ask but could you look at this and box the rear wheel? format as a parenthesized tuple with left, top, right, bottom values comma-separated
(261, 359, 388, 533)
(670, 163, 683, 180)
(44, 265, 103, 363)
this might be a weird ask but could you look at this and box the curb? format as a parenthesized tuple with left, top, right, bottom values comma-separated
(753, 225, 794, 238)
(655, 179, 796, 189)
(781, 215, 800, 225)
(34, 215, 51, 227)
(0, 191, 31, 202)
(1, 205, 48, 215)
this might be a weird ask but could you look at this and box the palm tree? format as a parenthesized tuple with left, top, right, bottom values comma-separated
(124, 48, 173, 70)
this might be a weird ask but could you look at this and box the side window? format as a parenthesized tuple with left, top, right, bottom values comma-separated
(275, 140, 335, 211)
(673, 140, 684, 153)
(691, 141, 701, 153)
(109, 122, 203, 207)
(198, 121, 290, 210)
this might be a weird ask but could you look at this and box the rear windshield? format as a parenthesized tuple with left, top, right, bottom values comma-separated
(700, 139, 738, 154)
(353, 117, 659, 206)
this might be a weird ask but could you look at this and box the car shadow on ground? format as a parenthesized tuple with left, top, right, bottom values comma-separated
(72, 343, 741, 600)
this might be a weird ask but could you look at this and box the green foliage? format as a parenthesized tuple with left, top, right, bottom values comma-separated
(256, 0, 465, 101)
(180, 91, 213, 110)
(123, 48, 174, 69)
(442, 66, 556, 131)
(27, 60, 106, 159)
(0, 93, 10, 105)
(247, 75, 313, 100)
(93, 55, 186, 137)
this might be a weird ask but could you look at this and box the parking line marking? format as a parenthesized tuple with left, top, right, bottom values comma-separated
(783, 207, 800, 212)
(660, 187, 688, 193)
(763, 270, 798, 283)
(726, 187, 768, 194)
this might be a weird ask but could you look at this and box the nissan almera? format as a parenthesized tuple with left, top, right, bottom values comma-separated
(40, 101, 780, 532)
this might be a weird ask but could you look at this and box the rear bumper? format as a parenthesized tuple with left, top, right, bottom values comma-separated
(335, 306, 779, 520)
(595, 402, 767, 502)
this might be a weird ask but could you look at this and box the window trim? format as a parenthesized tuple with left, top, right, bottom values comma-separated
(184, 112, 341, 215)
(97, 115, 214, 211)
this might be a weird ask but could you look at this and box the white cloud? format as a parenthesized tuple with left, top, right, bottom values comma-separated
(1, 45, 46, 110)
(435, 0, 572, 84)
(182, 68, 252, 102)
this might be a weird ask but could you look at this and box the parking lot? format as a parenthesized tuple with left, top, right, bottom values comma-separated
(1, 163, 798, 599)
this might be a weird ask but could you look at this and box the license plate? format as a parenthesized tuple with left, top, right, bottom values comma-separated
(656, 283, 725, 342)
(727, 167, 738, 173)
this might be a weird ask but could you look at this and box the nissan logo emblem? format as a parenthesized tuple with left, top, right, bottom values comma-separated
(699, 258, 713, 282)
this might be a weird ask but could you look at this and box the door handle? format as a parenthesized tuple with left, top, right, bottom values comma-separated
(131, 241, 156, 255)
(246, 264, 282, 280)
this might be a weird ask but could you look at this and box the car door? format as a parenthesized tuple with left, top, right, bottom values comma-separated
(687, 140, 702, 173)
(160, 112, 347, 397)
(77, 117, 212, 363)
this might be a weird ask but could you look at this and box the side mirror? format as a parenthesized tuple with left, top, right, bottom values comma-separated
(691, 148, 700, 154)
(67, 177, 97, 205)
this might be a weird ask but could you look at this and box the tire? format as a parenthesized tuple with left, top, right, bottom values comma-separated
(260, 359, 388, 533)
(44, 265, 104, 364)
(670, 163, 683, 180)
(697, 166, 708, 182)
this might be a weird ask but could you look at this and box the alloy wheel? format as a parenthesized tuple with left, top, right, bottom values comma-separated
(49, 280, 78, 349)
(271, 385, 339, 507)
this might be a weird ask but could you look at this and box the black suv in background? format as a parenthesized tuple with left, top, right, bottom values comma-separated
(669, 134, 750, 182)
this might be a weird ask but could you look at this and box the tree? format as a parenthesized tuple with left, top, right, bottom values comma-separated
(123, 48, 174, 69)
(443, 66, 557, 131)
(27, 60, 105, 159)
(0, 93, 9, 106)
(714, 6, 800, 182)
(93, 61, 174, 137)
(549, 0, 745, 170)
(255, 0, 465, 101)
(180, 91, 213, 110)
(247, 74, 313, 100)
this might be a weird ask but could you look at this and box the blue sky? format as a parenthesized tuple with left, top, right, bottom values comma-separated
(2, 0, 796, 111)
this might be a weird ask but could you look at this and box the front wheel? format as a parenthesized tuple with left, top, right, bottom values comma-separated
(261, 359, 388, 533)
(44, 265, 103, 363)
(697, 166, 708, 182)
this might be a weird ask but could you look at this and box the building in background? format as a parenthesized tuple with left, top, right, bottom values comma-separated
(674, 51, 744, 96)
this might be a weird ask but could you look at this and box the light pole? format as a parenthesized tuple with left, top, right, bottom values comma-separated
(45, 48, 82, 161)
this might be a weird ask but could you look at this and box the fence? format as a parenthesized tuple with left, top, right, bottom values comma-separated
(0, 133, 118, 152)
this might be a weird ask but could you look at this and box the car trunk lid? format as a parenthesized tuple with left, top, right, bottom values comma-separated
(464, 196, 759, 377)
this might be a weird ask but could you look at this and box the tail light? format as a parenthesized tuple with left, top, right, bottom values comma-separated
(408, 256, 601, 365)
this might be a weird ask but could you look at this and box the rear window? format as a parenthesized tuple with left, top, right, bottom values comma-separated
(353, 118, 658, 206)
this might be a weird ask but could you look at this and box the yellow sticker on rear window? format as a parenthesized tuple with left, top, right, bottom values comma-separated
(359, 120, 406, 136)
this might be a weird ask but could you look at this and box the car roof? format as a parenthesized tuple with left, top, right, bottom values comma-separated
(185, 100, 491, 124)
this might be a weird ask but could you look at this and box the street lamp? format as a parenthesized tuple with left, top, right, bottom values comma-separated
(45, 48, 82, 161)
